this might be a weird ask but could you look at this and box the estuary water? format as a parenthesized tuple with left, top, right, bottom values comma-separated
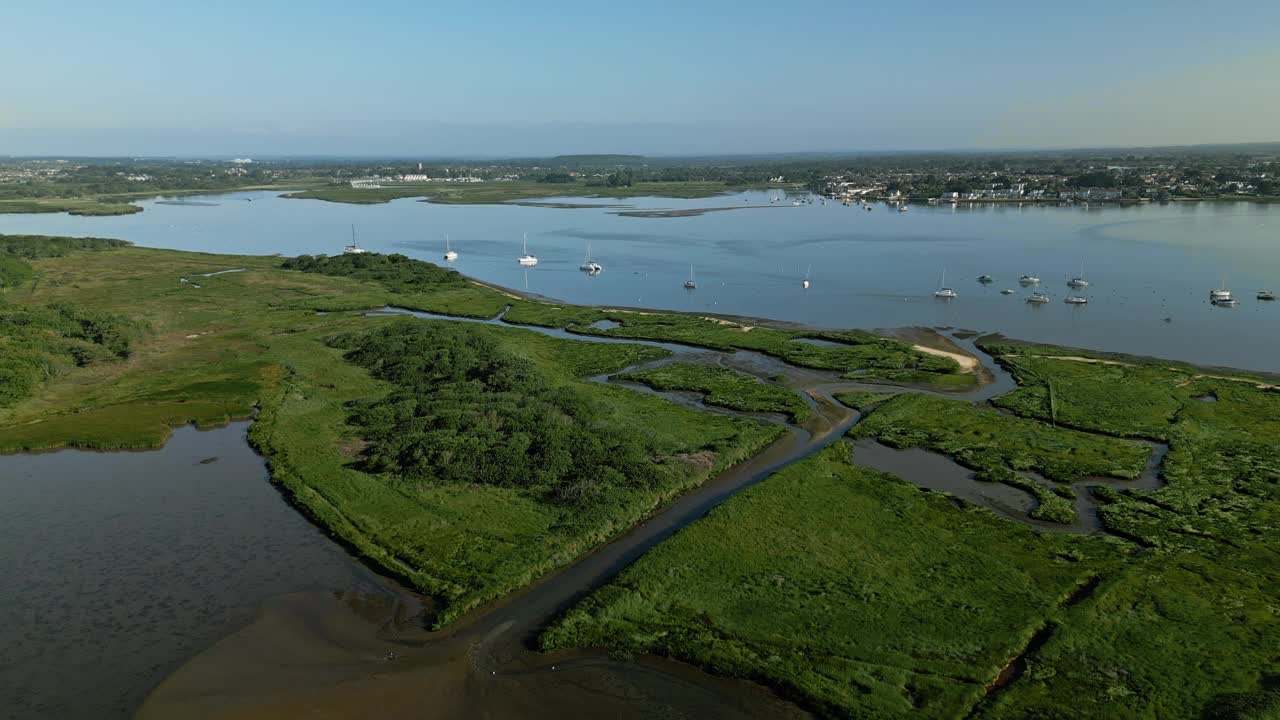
(2, 189, 1278, 371)
(0, 424, 390, 719)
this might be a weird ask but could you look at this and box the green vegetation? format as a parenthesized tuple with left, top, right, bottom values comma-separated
(0, 239, 781, 627)
(277, 257, 972, 387)
(850, 393, 1149, 484)
(979, 339, 1280, 551)
(0, 303, 135, 408)
(502, 301, 968, 383)
(550, 337, 1280, 717)
(848, 392, 1149, 525)
(544, 443, 1115, 718)
(10, 236, 1275, 717)
(333, 320, 671, 500)
(1, 234, 132, 258)
(0, 198, 143, 215)
(280, 252, 510, 318)
(615, 362, 810, 422)
(0, 235, 139, 409)
(833, 389, 900, 410)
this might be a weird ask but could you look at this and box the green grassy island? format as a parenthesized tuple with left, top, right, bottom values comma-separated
(1, 235, 1276, 718)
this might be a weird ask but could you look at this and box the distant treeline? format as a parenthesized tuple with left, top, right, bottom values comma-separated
(281, 252, 465, 292)
(331, 320, 661, 507)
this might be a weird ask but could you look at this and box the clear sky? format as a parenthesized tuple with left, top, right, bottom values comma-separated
(2, 0, 1278, 156)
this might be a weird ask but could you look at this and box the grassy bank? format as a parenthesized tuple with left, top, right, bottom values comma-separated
(847, 392, 1149, 522)
(543, 443, 1117, 717)
(545, 435, 1280, 718)
(546, 337, 1280, 717)
(502, 299, 971, 385)
(0, 198, 143, 215)
(615, 362, 811, 422)
(979, 338, 1280, 551)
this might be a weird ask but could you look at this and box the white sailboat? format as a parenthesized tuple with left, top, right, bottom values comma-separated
(684, 265, 697, 289)
(1064, 293, 1088, 305)
(1019, 274, 1041, 285)
(343, 224, 367, 254)
(933, 268, 957, 299)
(579, 242, 602, 273)
(517, 232, 538, 266)
(1068, 260, 1089, 288)
(1210, 273, 1232, 303)
(443, 233, 457, 262)
(802, 264, 811, 290)
(1027, 291, 1050, 304)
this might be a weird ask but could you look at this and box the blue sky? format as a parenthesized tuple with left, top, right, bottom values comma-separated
(2, 0, 1277, 156)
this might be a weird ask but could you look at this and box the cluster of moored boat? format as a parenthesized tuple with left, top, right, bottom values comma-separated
(346, 226, 1277, 304)
(933, 266, 1276, 307)
(1208, 282, 1275, 306)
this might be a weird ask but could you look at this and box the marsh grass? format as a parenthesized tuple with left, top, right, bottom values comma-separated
(616, 362, 810, 421)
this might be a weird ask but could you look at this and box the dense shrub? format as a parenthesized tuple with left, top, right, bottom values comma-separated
(282, 252, 464, 292)
(335, 320, 660, 506)
(0, 303, 135, 407)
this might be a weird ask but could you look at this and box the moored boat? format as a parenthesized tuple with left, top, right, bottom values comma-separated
(518, 232, 538, 266)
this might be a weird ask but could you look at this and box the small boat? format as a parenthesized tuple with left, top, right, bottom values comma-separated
(578, 242, 602, 273)
(1259, 290, 1276, 301)
(1019, 274, 1041, 285)
(1064, 294, 1088, 305)
(978, 274, 994, 284)
(443, 233, 457, 262)
(933, 268, 957, 299)
(1027, 291, 1050, 304)
(1000, 289, 1015, 295)
(517, 232, 538, 266)
(898, 204, 908, 213)
(343, 224, 367, 254)
(1068, 260, 1089, 288)
(683, 265, 697, 289)
(1210, 274, 1232, 302)
(1213, 297, 1239, 307)
(802, 264, 811, 290)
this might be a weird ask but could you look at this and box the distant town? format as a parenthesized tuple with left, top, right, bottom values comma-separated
(3, 143, 1279, 208)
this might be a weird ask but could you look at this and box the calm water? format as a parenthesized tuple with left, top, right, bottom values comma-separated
(3, 190, 1279, 371)
(0, 424, 386, 719)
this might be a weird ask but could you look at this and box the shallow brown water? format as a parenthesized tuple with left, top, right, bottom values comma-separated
(0, 423, 387, 719)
